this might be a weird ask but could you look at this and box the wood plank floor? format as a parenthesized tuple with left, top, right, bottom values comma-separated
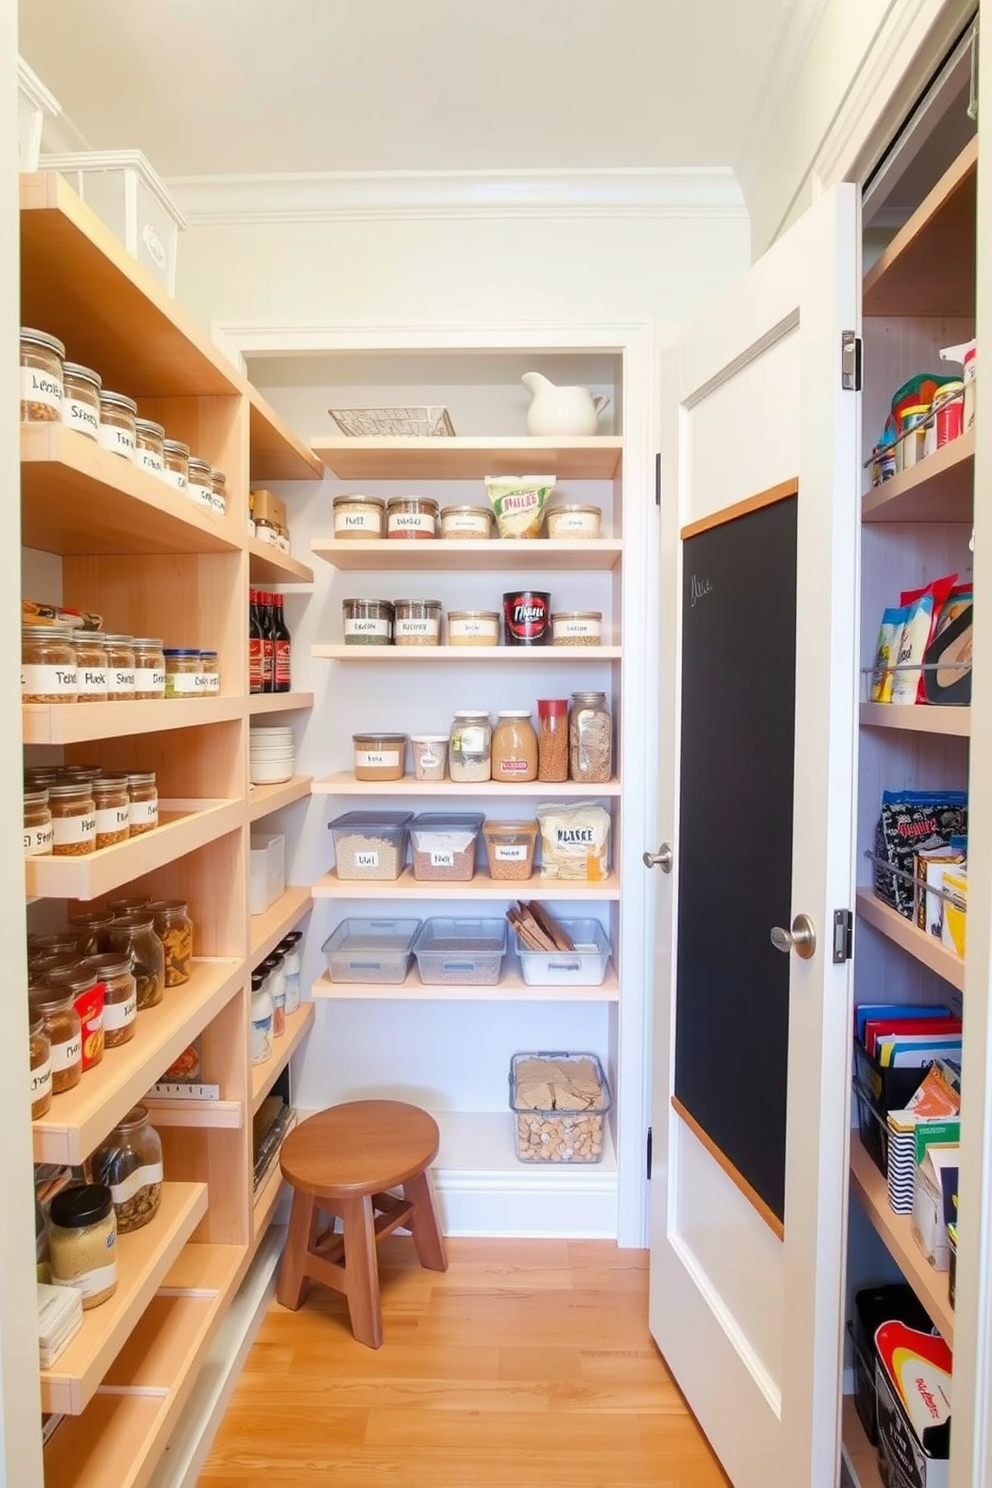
(198, 1238, 730, 1488)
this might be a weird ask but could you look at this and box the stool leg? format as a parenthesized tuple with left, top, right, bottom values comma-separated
(340, 1194, 383, 1349)
(276, 1189, 317, 1310)
(404, 1166, 448, 1273)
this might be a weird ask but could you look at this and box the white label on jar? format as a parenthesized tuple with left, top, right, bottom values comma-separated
(552, 512, 598, 535)
(430, 849, 455, 868)
(107, 670, 136, 694)
(205, 673, 220, 693)
(335, 508, 381, 534)
(417, 751, 442, 770)
(388, 512, 434, 535)
(356, 750, 401, 768)
(134, 667, 166, 694)
(354, 850, 380, 869)
(251, 1015, 273, 1065)
(445, 513, 489, 533)
(129, 798, 158, 828)
(51, 1032, 83, 1072)
(21, 366, 62, 411)
(96, 803, 131, 836)
(63, 398, 99, 437)
(22, 664, 77, 696)
(98, 422, 135, 458)
(79, 667, 109, 692)
(189, 482, 213, 511)
(453, 725, 487, 755)
(52, 812, 96, 848)
(395, 618, 439, 639)
(31, 1057, 52, 1102)
(553, 618, 599, 639)
(110, 1161, 163, 1206)
(162, 467, 188, 491)
(54, 1257, 117, 1300)
(103, 991, 137, 1030)
(345, 618, 390, 639)
(495, 844, 528, 862)
(167, 671, 201, 694)
(137, 448, 164, 474)
(449, 618, 496, 640)
(24, 821, 54, 856)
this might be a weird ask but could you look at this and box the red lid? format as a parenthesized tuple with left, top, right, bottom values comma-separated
(537, 698, 568, 716)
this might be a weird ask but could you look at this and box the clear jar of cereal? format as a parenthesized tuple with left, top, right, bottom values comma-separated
(210, 469, 227, 515)
(93, 777, 131, 848)
(333, 494, 385, 539)
(103, 635, 136, 698)
(61, 362, 101, 440)
(162, 439, 190, 492)
(30, 1014, 52, 1119)
(48, 781, 96, 856)
(386, 495, 439, 539)
(127, 772, 158, 835)
(131, 638, 166, 699)
(393, 599, 442, 646)
(164, 649, 203, 695)
(20, 328, 64, 422)
(24, 788, 53, 858)
(134, 418, 165, 475)
(446, 610, 500, 647)
(22, 624, 77, 703)
(449, 711, 492, 783)
(79, 955, 136, 1049)
(98, 391, 138, 461)
(187, 457, 214, 511)
(72, 630, 109, 701)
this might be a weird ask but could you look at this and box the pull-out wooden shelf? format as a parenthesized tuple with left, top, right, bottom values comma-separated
(861, 428, 974, 524)
(313, 644, 622, 663)
(251, 1001, 315, 1115)
(310, 434, 623, 481)
(855, 888, 964, 992)
(249, 884, 312, 961)
(311, 537, 624, 572)
(312, 967, 619, 1002)
(312, 772, 622, 797)
(313, 867, 621, 900)
(23, 694, 244, 746)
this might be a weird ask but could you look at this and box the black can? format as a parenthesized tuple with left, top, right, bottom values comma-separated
(503, 591, 551, 646)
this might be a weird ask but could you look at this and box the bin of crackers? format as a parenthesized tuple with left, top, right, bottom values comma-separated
(508, 1052, 610, 1163)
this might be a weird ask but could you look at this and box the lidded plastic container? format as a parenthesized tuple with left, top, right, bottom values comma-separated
(440, 505, 495, 540)
(333, 494, 386, 539)
(545, 504, 602, 539)
(409, 812, 484, 882)
(447, 610, 500, 647)
(48, 1184, 118, 1309)
(327, 810, 413, 882)
(277, 930, 303, 1014)
(250, 969, 273, 1066)
(512, 918, 611, 986)
(353, 731, 407, 781)
(393, 599, 442, 646)
(482, 819, 538, 882)
(343, 598, 393, 646)
(386, 495, 439, 539)
(413, 918, 507, 986)
(321, 918, 421, 985)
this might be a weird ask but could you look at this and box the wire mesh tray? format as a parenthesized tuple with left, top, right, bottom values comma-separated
(328, 406, 455, 438)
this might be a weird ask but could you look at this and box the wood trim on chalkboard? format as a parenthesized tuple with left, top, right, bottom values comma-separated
(671, 1095, 786, 1241)
(680, 478, 799, 541)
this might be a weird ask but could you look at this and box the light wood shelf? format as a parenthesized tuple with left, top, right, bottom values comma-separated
(861, 428, 974, 524)
(855, 888, 964, 992)
(247, 536, 314, 585)
(40, 1182, 208, 1416)
(249, 386, 324, 482)
(249, 690, 314, 714)
(313, 643, 622, 663)
(251, 1002, 315, 1115)
(863, 137, 977, 317)
(312, 966, 619, 1002)
(859, 702, 970, 737)
(311, 537, 623, 572)
(248, 775, 312, 822)
(23, 694, 244, 746)
(310, 434, 623, 481)
(312, 771, 622, 797)
(313, 867, 621, 900)
(841, 1397, 882, 1488)
(850, 1138, 955, 1343)
(25, 799, 244, 901)
(249, 885, 312, 961)
(32, 958, 243, 1165)
(251, 1133, 295, 1254)
(139, 1098, 243, 1130)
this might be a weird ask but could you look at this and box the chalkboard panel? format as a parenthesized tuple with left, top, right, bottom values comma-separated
(674, 490, 797, 1228)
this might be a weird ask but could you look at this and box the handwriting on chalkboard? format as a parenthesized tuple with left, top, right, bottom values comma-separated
(690, 575, 713, 608)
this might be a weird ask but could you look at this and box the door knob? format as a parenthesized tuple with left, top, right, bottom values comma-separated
(770, 913, 816, 960)
(643, 843, 673, 873)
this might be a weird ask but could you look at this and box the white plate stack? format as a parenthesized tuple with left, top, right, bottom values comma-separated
(250, 726, 295, 785)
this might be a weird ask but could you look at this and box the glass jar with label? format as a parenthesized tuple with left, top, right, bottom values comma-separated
(386, 495, 439, 540)
(108, 912, 165, 1009)
(48, 781, 96, 856)
(261, 952, 287, 1037)
(343, 598, 393, 646)
(22, 623, 77, 703)
(332, 494, 386, 539)
(446, 610, 501, 647)
(79, 955, 136, 1048)
(72, 630, 109, 702)
(30, 1014, 52, 1119)
(353, 731, 407, 782)
(255, 516, 278, 546)
(68, 910, 115, 956)
(537, 697, 569, 783)
(250, 969, 273, 1065)
(545, 505, 603, 539)
(411, 734, 448, 782)
(24, 788, 53, 858)
(393, 599, 442, 647)
(146, 899, 193, 986)
(93, 777, 131, 848)
(131, 638, 166, 699)
(127, 772, 159, 836)
(210, 469, 227, 515)
(104, 635, 137, 699)
(29, 986, 82, 1094)
(569, 691, 613, 784)
(162, 439, 190, 491)
(164, 649, 203, 695)
(134, 418, 165, 475)
(449, 711, 492, 783)
(440, 505, 495, 540)
(492, 711, 539, 782)
(61, 362, 101, 439)
(198, 651, 221, 692)
(91, 1106, 163, 1233)
(277, 931, 302, 1015)
(48, 1185, 118, 1309)
(551, 610, 603, 647)
(20, 328, 65, 422)
(45, 964, 105, 1073)
(98, 391, 137, 460)
(187, 456, 214, 511)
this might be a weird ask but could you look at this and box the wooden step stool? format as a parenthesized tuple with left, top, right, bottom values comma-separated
(276, 1099, 447, 1348)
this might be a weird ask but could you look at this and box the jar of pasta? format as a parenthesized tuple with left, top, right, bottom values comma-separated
(98, 391, 137, 460)
(29, 986, 82, 1094)
(134, 418, 165, 475)
(198, 651, 221, 692)
(210, 469, 227, 515)
(104, 635, 136, 699)
(22, 624, 77, 703)
(93, 777, 131, 848)
(20, 328, 64, 422)
(146, 899, 193, 986)
(187, 457, 214, 511)
(127, 772, 158, 835)
(79, 955, 136, 1048)
(61, 362, 101, 439)
(386, 495, 438, 539)
(569, 692, 613, 784)
(30, 1014, 52, 1119)
(73, 630, 109, 701)
(48, 781, 96, 856)
(332, 494, 385, 539)
(49, 1185, 118, 1309)
(162, 439, 190, 492)
(24, 788, 53, 858)
(132, 638, 166, 699)
(164, 649, 203, 695)
(108, 913, 165, 1010)
(449, 711, 492, 783)
(92, 1106, 163, 1233)
(393, 599, 442, 646)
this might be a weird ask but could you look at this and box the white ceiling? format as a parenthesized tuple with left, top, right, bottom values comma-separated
(20, 0, 822, 179)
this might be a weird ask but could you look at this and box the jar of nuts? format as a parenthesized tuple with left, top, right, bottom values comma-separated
(20, 327, 65, 422)
(48, 781, 97, 856)
(147, 899, 193, 986)
(91, 1106, 163, 1234)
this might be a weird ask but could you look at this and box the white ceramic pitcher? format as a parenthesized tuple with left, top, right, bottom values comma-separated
(522, 372, 610, 436)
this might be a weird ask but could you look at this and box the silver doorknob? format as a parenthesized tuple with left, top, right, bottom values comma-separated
(770, 913, 817, 960)
(643, 843, 673, 873)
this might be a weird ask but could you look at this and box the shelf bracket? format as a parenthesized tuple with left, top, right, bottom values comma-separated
(833, 909, 853, 964)
(841, 332, 862, 392)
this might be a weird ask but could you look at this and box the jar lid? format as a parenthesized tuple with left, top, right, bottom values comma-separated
(452, 710, 491, 719)
(21, 327, 66, 357)
(342, 598, 393, 609)
(280, 931, 303, 949)
(134, 417, 165, 438)
(261, 952, 284, 969)
(441, 505, 494, 518)
(211, 469, 226, 485)
(47, 781, 93, 799)
(63, 361, 102, 389)
(496, 710, 533, 719)
(130, 637, 163, 647)
(163, 439, 190, 456)
(447, 610, 500, 621)
(112, 1104, 149, 1132)
(198, 650, 218, 659)
(333, 494, 385, 509)
(102, 634, 135, 645)
(50, 1185, 113, 1230)
(537, 699, 568, 715)
(100, 390, 138, 415)
(28, 985, 76, 1014)
(93, 776, 129, 792)
(411, 734, 449, 743)
(552, 611, 603, 621)
(126, 772, 156, 785)
(164, 648, 201, 657)
(353, 732, 408, 743)
(393, 599, 442, 609)
(571, 691, 608, 703)
(72, 629, 107, 643)
(23, 788, 49, 804)
(548, 504, 602, 517)
(251, 969, 266, 992)
(386, 495, 439, 512)
(69, 910, 113, 927)
(22, 622, 72, 638)
(145, 898, 188, 915)
(187, 457, 213, 475)
(110, 911, 155, 929)
(79, 954, 131, 978)
(28, 932, 80, 952)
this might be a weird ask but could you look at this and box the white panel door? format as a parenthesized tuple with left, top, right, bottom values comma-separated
(648, 185, 860, 1488)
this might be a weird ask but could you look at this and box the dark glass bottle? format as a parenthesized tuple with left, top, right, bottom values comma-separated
(273, 594, 291, 693)
(260, 591, 276, 693)
(249, 589, 264, 695)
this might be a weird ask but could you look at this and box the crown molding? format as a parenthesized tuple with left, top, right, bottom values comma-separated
(165, 167, 746, 227)
(733, 0, 833, 200)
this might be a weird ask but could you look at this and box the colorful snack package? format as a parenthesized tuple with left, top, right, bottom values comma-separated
(870, 607, 908, 702)
(874, 790, 968, 917)
(895, 573, 958, 702)
(485, 475, 556, 539)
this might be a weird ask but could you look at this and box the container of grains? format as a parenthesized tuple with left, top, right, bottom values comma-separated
(22, 624, 77, 702)
(537, 698, 569, 782)
(353, 731, 407, 782)
(127, 772, 159, 835)
(343, 598, 394, 646)
(413, 918, 507, 987)
(162, 439, 190, 492)
(440, 506, 495, 540)
(509, 1052, 610, 1163)
(93, 777, 131, 848)
(79, 955, 136, 1049)
(333, 494, 386, 539)
(48, 781, 96, 856)
(45, 965, 105, 1072)
(210, 469, 227, 515)
(449, 710, 492, 782)
(492, 711, 539, 782)
(386, 495, 439, 539)
(198, 652, 221, 692)
(447, 610, 501, 647)
(91, 1106, 163, 1234)
(545, 505, 603, 539)
(393, 599, 443, 646)
(146, 899, 193, 986)
(411, 735, 448, 782)
(61, 362, 101, 439)
(24, 789, 53, 858)
(108, 912, 165, 1009)
(134, 418, 165, 475)
(187, 456, 214, 511)
(328, 810, 413, 882)
(104, 635, 137, 698)
(29, 986, 82, 1093)
(49, 1185, 118, 1309)
(132, 638, 166, 699)
(409, 812, 483, 882)
(321, 918, 421, 985)
(20, 328, 64, 422)
(98, 391, 137, 460)
(30, 1014, 53, 1119)
(482, 820, 539, 881)
(569, 692, 613, 784)
(73, 630, 109, 701)
(552, 611, 603, 647)
(164, 648, 203, 695)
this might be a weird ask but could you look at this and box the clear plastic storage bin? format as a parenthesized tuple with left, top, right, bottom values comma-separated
(322, 919, 422, 984)
(509, 1052, 611, 1163)
(413, 918, 507, 986)
(409, 812, 484, 883)
(328, 810, 412, 882)
(513, 918, 611, 987)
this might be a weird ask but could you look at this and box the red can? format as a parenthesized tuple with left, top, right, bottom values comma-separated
(934, 383, 964, 447)
(503, 591, 551, 646)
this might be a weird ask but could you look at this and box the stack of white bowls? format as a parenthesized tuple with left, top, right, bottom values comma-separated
(250, 727, 295, 785)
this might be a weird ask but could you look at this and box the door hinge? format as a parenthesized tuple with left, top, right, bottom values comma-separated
(655, 452, 661, 507)
(646, 1126, 653, 1180)
(841, 332, 862, 392)
(833, 909, 853, 963)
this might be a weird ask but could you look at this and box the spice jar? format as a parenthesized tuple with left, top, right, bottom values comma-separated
(132, 638, 166, 699)
(30, 1014, 53, 1119)
(162, 439, 190, 492)
(45, 965, 105, 1072)
(545, 505, 603, 539)
(104, 635, 137, 699)
(261, 952, 287, 1037)
(93, 777, 131, 848)
(537, 698, 569, 783)
(146, 899, 193, 986)
(98, 391, 137, 461)
(569, 692, 613, 784)
(127, 772, 159, 835)
(343, 598, 393, 646)
(187, 457, 214, 511)
(73, 630, 109, 701)
(49, 1185, 118, 1309)
(21, 328, 65, 422)
(210, 469, 227, 515)
(492, 711, 539, 783)
(29, 986, 82, 1094)
(449, 711, 492, 783)
(411, 734, 448, 783)
(24, 788, 53, 857)
(393, 599, 442, 647)
(386, 495, 439, 539)
(48, 781, 97, 856)
(198, 651, 221, 692)
(91, 1107, 163, 1234)
(164, 649, 203, 695)
(22, 623, 77, 703)
(108, 913, 165, 1010)
(134, 418, 165, 475)
(551, 610, 603, 647)
(250, 969, 274, 1065)
(277, 931, 302, 1015)
(79, 955, 136, 1048)
(447, 610, 501, 647)
(333, 494, 386, 539)
(69, 910, 115, 956)
(353, 732, 407, 782)
(61, 361, 101, 440)
(440, 505, 495, 540)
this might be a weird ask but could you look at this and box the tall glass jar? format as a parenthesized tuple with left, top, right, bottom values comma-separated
(30, 1014, 52, 1119)
(568, 691, 613, 785)
(132, 638, 166, 699)
(537, 698, 569, 783)
(48, 781, 97, 856)
(104, 635, 136, 699)
(449, 711, 492, 783)
(278, 931, 302, 1015)
(24, 788, 53, 857)
(146, 899, 193, 986)
(108, 913, 165, 1010)
(69, 910, 115, 956)
(61, 361, 101, 439)
(127, 772, 158, 835)
(162, 439, 190, 491)
(22, 624, 77, 703)
(73, 630, 109, 702)
(93, 776, 131, 848)
(20, 327, 65, 422)
(98, 391, 137, 460)
(79, 955, 136, 1048)
(134, 418, 165, 475)
(492, 710, 539, 783)
(91, 1106, 163, 1233)
(48, 1185, 118, 1309)
(28, 986, 82, 1093)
